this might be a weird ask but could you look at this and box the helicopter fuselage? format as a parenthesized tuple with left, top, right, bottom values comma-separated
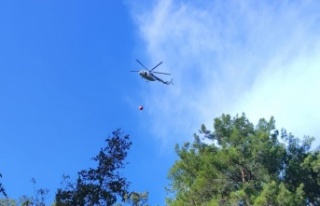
(139, 70, 156, 81)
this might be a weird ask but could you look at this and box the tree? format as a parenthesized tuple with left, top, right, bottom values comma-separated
(1, 129, 147, 206)
(166, 114, 320, 205)
(55, 129, 133, 206)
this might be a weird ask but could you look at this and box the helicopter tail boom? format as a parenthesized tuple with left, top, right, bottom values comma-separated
(165, 78, 174, 85)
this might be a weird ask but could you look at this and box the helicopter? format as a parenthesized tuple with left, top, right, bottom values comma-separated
(130, 59, 173, 85)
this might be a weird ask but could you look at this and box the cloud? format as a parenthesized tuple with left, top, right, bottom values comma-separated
(235, 51, 320, 140)
(130, 0, 320, 145)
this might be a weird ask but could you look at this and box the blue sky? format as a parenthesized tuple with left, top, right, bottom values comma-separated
(1, 0, 320, 205)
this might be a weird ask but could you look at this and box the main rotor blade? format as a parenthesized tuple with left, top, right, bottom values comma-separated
(130, 70, 140, 72)
(153, 71, 171, 75)
(136, 59, 148, 70)
(150, 61, 163, 72)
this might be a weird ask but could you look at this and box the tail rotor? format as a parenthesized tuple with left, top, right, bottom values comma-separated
(166, 78, 174, 85)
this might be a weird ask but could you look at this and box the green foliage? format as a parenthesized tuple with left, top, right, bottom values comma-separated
(0, 198, 16, 206)
(253, 181, 305, 206)
(124, 191, 149, 206)
(55, 129, 132, 206)
(167, 114, 320, 205)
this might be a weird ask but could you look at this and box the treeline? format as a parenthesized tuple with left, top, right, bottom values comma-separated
(1, 114, 320, 205)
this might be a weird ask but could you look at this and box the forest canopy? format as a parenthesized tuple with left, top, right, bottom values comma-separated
(166, 114, 320, 206)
